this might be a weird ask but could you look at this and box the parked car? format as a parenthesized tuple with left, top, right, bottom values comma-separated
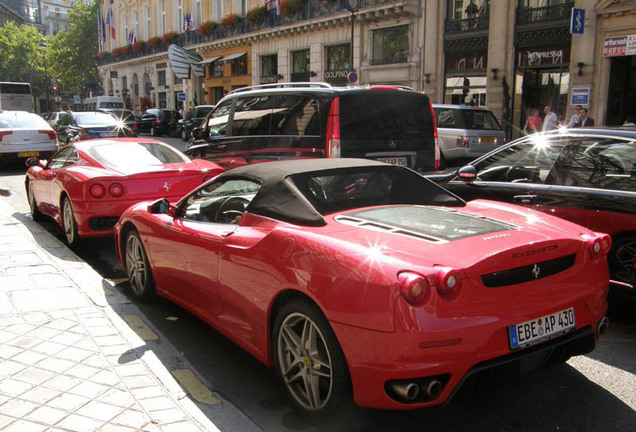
(137, 108, 181, 137)
(432, 104, 506, 166)
(97, 108, 138, 134)
(24, 138, 224, 248)
(45, 111, 66, 127)
(429, 127, 636, 299)
(53, 111, 137, 144)
(0, 110, 58, 163)
(114, 158, 609, 414)
(179, 104, 215, 141)
(184, 82, 440, 171)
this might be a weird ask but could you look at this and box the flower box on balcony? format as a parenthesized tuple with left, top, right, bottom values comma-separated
(132, 41, 145, 53)
(198, 20, 217, 37)
(148, 36, 161, 48)
(221, 13, 241, 29)
(161, 31, 178, 44)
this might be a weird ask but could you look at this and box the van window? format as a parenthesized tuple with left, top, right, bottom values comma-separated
(233, 96, 276, 136)
(206, 100, 233, 137)
(339, 93, 433, 140)
(271, 95, 321, 136)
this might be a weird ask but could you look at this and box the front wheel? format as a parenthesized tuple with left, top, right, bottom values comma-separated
(61, 196, 81, 249)
(273, 300, 351, 414)
(27, 182, 44, 222)
(124, 229, 156, 303)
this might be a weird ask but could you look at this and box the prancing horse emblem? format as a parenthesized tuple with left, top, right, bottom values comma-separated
(162, 182, 171, 192)
(531, 264, 541, 280)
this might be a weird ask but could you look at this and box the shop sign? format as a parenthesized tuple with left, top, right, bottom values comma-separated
(518, 46, 569, 67)
(445, 52, 486, 72)
(571, 87, 590, 106)
(602, 35, 636, 57)
(260, 76, 279, 84)
(324, 70, 349, 80)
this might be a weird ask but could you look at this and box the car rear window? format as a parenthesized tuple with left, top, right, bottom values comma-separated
(75, 112, 120, 126)
(0, 112, 50, 129)
(88, 141, 189, 173)
(458, 109, 502, 131)
(339, 92, 433, 140)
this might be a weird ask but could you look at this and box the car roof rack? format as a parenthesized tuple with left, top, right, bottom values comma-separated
(228, 82, 334, 95)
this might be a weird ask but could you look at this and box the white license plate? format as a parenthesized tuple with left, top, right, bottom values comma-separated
(375, 157, 408, 166)
(19, 152, 39, 157)
(101, 132, 117, 137)
(508, 307, 575, 350)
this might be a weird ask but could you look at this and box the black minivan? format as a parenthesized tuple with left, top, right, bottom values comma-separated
(184, 83, 440, 172)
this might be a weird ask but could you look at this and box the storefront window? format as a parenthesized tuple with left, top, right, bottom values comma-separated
(158, 92, 167, 109)
(231, 55, 247, 76)
(260, 55, 279, 84)
(324, 44, 350, 85)
(211, 62, 223, 78)
(291, 50, 310, 82)
(372, 25, 408, 65)
(445, 76, 487, 105)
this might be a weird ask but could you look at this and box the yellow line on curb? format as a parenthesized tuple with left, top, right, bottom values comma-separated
(171, 369, 221, 405)
(124, 315, 159, 341)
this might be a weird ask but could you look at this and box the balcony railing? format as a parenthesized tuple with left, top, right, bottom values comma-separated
(444, 13, 489, 34)
(98, 0, 410, 66)
(515, 1, 574, 26)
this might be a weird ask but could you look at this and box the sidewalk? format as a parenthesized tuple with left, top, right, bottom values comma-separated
(0, 198, 260, 431)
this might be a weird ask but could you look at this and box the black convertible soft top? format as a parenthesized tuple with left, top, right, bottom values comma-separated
(214, 158, 464, 226)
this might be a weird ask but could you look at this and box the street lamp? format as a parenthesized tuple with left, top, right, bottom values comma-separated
(348, 0, 358, 74)
(40, 39, 50, 113)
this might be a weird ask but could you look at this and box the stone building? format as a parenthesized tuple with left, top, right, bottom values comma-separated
(97, 0, 636, 136)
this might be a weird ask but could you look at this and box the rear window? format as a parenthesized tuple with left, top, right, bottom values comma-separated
(75, 112, 120, 126)
(0, 112, 50, 129)
(88, 141, 189, 173)
(459, 109, 502, 131)
(339, 92, 434, 140)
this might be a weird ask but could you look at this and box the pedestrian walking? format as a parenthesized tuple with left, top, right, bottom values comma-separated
(543, 105, 558, 131)
(574, 108, 595, 127)
(524, 108, 542, 134)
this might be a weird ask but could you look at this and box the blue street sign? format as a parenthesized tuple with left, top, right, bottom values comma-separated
(571, 8, 585, 35)
(571, 88, 590, 106)
(177, 92, 186, 101)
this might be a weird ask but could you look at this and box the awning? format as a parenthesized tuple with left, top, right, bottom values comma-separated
(198, 56, 222, 65)
(222, 52, 246, 63)
(168, 44, 205, 79)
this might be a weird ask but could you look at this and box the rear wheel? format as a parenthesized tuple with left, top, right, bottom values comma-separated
(272, 299, 351, 414)
(150, 126, 160, 137)
(124, 229, 156, 303)
(61, 197, 80, 249)
(27, 182, 44, 222)
(181, 128, 187, 141)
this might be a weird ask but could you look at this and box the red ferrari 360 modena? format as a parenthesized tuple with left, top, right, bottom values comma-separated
(114, 158, 610, 414)
(25, 138, 224, 247)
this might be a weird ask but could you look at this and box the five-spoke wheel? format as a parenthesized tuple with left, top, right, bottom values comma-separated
(124, 229, 156, 302)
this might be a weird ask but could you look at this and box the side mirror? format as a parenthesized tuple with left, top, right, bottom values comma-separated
(148, 198, 169, 214)
(192, 128, 202, 139)
(457, 165, 477, 182)
(25, 157, 45, 168)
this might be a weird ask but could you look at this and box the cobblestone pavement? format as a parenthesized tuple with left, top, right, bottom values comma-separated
(0, 198, 260, 431)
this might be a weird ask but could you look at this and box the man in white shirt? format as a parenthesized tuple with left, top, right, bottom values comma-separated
(568, 105, 582, 127)
(542, 105, 558, 131)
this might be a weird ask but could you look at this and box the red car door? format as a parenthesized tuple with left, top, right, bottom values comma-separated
(144, 216, 232, 316)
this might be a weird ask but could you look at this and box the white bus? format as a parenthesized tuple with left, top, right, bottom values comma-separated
(0, 82, 34, 112)
(80, 96, 125, 111)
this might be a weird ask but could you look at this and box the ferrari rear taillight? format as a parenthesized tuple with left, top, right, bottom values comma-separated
(434, 267, 462, 300)
(0, 131, 13, 142)
(109, 183, 124, 197)
(398, 272, 430, 306)
(39, 130, 57, 140)
(586, 233, 612, 261)
(89, 184, 106, 198)
(326, 97, 341, 158)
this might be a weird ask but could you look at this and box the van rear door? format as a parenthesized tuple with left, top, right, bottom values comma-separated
(338, 90, 437, 172)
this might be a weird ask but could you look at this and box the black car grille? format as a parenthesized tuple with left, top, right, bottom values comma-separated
(89, 217, 119, 231)
(481, 254, 576, 288)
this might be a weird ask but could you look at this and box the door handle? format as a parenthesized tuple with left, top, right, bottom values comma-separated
(513, 194, 537, 204)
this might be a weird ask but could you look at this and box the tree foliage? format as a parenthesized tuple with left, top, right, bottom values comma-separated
(0, 22, 47, 93)
(47, 1, 100, 97)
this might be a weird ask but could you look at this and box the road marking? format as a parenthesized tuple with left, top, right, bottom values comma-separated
(124, 315, 159, 341)
(171, 369, 221, 405)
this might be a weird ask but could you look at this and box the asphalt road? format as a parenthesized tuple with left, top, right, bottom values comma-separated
(1, 135, 635, 431)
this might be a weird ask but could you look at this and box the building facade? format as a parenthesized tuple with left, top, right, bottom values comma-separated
(97, 0, 636, 136)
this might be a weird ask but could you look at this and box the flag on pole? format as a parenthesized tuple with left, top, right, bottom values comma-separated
(106, 6, 115, 40)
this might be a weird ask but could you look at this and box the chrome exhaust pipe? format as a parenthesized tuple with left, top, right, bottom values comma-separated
(421, 379, 443, 399)
(597, 316, 609, 336)
(389, 382, 420, 401)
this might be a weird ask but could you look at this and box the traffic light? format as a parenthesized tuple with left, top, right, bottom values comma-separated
(52, 86, 58, 95)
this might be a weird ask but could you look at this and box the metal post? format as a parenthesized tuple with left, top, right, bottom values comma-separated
(40, 39, 50, 113)
(348, 0, 358, 73)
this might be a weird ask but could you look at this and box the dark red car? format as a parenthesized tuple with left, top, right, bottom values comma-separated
(432, 128, 636, 301)
(114, 158, 610, 414)
(25, 138, 224, 248)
